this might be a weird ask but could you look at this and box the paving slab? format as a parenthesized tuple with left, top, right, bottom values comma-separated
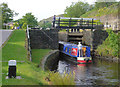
(6, 76, 22, 79)
(0, 30, 13, 47)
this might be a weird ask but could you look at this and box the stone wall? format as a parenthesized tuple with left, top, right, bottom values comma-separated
(93, 30, 108, 49)
(83, 29, 108, 49)
(58, 32, 68, 42)
(41, 50, 59, 71)
(29, 29, 58, 49)
(83, 30, 92, 46)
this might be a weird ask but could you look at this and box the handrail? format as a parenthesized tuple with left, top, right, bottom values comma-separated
(27, 25, 32, 61)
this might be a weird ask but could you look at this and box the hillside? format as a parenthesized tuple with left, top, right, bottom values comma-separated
(81, 2, 119, 30)
(81, 3, 118, 18)
(38, 14, 64, 28)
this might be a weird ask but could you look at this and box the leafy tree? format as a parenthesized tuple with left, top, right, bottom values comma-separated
(16, 18, 24, 29)
(22, 13, 38, 28)
(44, 22, 52, 28)
(22, 23, 27, 29)
(13, 22, 19, 27)
(40, 21, 52, 28)
(0, 3, 18, 28)
(64, 1, 91, 18)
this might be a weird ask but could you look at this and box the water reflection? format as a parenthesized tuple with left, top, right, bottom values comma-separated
(57, 58, 119, 85)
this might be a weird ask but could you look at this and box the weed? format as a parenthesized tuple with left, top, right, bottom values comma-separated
(48, 71, 75, 85)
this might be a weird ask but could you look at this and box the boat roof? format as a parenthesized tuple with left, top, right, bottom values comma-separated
(59, 41, 80, 47)
(59, 41, 76, 45)
(59, 41, 89, 48)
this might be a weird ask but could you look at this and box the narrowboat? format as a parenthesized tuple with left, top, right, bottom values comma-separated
(59, 41, 92, 64)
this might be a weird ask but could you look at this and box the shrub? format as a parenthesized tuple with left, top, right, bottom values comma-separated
(96, 29, 118, 57)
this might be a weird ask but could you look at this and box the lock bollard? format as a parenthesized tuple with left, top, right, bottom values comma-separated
(8, 60, 16, 78)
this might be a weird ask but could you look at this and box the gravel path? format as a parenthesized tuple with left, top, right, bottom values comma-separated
(0, 30, 13, 47)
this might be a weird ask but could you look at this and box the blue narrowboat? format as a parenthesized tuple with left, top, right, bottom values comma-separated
(59, 41, 92, 64)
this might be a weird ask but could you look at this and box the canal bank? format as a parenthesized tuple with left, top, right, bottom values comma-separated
(92, 51, 120, 63)
(94, 29, 119, 63)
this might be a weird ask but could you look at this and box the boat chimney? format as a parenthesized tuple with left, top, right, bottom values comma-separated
(78, 42, 82, 49)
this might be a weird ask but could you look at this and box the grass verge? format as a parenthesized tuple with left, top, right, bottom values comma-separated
(1, 30, 49, 85)
(31, 49, 51, 64)
(0, 29, 2, 86)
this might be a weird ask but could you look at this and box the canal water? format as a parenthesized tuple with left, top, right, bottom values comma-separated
(57, 58, 120, 86)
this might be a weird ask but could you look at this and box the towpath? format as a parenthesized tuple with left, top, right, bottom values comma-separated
(0, 30, 13, 47)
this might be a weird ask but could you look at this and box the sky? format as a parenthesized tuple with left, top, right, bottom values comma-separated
(0, 0, 119, 21)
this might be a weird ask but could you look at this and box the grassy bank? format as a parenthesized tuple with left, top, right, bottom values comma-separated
(31, 49, 51, 64)
(1, 30, 50, 85)
(96, 29, 119, 58)
(81, 3, 118, 18)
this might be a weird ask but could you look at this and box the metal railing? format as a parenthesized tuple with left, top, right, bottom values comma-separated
(26, 25, 32, 61)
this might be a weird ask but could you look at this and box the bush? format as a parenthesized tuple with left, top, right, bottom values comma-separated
(96, 29, 118, 57)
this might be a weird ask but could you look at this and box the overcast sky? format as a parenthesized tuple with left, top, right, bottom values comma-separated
(0, 0, 119, 21)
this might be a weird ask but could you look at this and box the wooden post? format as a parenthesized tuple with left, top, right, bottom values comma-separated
(81, 18, 83, 30)
(67, 29, 69, 33)
(80, 18, 83, 27)
(58, 17, 60, 28)
(91, 19, 94, 50)
(53, 15, 56, 28)
(97, 22, 98, 29)
(71, 29, 73, 32)
(69, 18, 71, 28)
(68, 18, 71, 33)
(88, 20, 89, 27)
(92, 19, 94, 30)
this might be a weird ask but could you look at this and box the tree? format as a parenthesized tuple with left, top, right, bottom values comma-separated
(13, 22, 19, 28)
(15, 18, 24, 29)
(0, 3, 18, 28)
(22, 13, 38, 28)
(39, 21, 52, 28)
(64, 1, 91, 18)
(22, 23, 27, 29)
